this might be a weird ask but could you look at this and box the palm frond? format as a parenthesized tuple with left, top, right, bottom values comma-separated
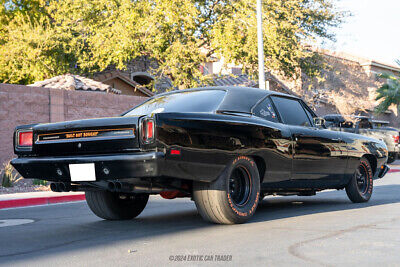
(375, 98, 392, 114)
(375, 72, 400, 112)
(378, 72, 396, 80)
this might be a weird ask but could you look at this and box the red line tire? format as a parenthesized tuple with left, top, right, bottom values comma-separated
(85, 191, 149, 220)
(193, 156, 260, 224)
(345, 158, 373, 203)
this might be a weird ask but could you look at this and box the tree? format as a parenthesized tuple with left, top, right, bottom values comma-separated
(375, 68, 400, 114)
(0, 0, 345, 88)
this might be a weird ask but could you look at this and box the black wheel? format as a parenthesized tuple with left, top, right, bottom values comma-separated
(85, 191, 149, 220)
(387, 153, 396, 164)
(345, 158, 373, 203)
(193, 156, 260, 224)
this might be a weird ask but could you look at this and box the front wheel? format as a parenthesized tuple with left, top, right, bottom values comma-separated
(193, 156, 261, 224)
(345, 158, 373, 203)
(85, 191, 149, 220)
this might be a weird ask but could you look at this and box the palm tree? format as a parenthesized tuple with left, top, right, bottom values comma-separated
(375, 61, 400, 113)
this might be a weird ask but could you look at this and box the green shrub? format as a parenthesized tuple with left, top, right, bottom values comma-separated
(33, 179, 47, 186)
(1, 161, 23, 188)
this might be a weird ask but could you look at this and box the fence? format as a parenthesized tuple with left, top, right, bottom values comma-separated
(0, 83, 147, 168)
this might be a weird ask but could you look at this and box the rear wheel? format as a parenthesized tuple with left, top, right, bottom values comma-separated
(193, 156, 260, 224)
(345, 158, 373, 203)
(85, 191, 149, 220)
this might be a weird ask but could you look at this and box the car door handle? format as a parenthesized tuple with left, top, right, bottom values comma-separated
(332, 138, 342, 142)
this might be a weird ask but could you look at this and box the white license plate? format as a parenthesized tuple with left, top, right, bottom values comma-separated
(69, 163, 96, 182)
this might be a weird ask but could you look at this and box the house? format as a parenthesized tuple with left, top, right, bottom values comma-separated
(30, 71, 155, 98)
(92, 70, 154, 97)
(29, 74, 122, 94)
(298, 49, 400, 126)
(91, 56, 168, 95)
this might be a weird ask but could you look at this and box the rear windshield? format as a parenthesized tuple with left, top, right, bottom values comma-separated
(124, 90, 226, 116)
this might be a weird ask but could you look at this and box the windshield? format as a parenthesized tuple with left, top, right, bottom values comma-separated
(124, 90, 226, 116)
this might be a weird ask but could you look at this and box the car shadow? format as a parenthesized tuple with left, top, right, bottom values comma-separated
(1, 184, 400, 264)
(253, 184, 400, 223)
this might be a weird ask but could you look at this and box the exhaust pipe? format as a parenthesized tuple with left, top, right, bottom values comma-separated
(50, 183, 60, 192)
(51, 182, 72, 192)
(108, 181, 133, 192)
(115, 181, 133, 192)
(58, 182, 71, 192)
(108, 181, 116, 192)
(52, 182, 106, 192)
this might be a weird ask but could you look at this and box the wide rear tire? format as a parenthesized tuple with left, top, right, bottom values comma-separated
(85, 191, 149, 220)
(345, 158, 373, 203)
(193, 156, 260, 224)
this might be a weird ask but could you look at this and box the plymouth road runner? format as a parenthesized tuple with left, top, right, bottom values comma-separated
(11, 87, 389, 224)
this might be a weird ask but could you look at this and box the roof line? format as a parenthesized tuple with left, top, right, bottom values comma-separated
(360, 61, 400, 73)
(100, 72, 154, 96)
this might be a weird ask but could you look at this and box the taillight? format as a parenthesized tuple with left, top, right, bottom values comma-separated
(146, 120, 154, 140)
(170, 149, 181, 155)
(393, 135, 400, 144)
(18, 130, 33, 147)
(140, 118, 155, 144)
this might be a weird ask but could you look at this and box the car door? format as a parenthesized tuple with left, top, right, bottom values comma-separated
(252, 96, 292, 183)
(270, 96, 347, 186)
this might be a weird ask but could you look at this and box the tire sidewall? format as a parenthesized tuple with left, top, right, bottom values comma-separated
(353, 159, 373, 201)
(219, 156, 260, 222)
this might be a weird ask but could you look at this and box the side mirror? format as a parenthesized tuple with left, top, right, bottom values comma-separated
(313, 117, 326, 128)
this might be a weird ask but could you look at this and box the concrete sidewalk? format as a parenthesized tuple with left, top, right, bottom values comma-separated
(0, 191, 85, 209)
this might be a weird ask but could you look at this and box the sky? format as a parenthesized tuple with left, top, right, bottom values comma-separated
(320, 0, 400, 66)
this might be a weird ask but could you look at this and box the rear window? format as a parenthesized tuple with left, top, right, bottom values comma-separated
(124, 90, 226, 116)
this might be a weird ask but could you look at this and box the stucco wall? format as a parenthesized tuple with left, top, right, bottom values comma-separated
(0, 83, 147, 169)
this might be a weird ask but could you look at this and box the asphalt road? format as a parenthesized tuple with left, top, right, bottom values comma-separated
(1, 164, 400, 266)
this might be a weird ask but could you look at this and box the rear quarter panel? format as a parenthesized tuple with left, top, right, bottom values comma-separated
(154, 112, 292, 183)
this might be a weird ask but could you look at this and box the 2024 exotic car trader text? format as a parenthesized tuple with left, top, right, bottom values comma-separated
(11, 87, 389, 224)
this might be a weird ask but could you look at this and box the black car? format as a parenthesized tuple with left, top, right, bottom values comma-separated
(11, 87, 389, 224)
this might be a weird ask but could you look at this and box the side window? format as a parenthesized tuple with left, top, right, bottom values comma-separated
(303, 106, 315, 126)
(271, 96, 312, 126)
(253, 97, 279, 122)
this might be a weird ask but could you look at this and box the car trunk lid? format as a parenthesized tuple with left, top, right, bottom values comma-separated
(32, 117, 140, 156)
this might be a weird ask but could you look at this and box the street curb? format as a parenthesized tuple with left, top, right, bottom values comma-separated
(0, 194, 85, 209)
(388, 169, 400, 173)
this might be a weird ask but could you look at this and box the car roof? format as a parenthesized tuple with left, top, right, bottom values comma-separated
(154, 86, 300, 113)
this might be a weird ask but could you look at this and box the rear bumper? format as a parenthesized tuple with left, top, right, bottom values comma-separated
(374, 164, 390, 180)
(11, 152, 165, 182)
